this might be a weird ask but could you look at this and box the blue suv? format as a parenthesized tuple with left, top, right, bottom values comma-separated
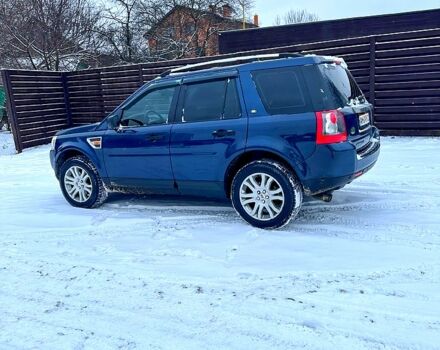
(50, 53, 380, 229)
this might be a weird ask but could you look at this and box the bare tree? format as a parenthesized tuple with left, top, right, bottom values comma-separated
(0, 0, 102, 70)
(236, 0, 255, 29)
(273, 9, 319, 26)
(142, 0, 255, 61)
(96, 0, 148, 64)
(0, 0, 257, 69)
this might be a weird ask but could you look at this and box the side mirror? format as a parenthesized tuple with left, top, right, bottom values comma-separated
(107, 110, 122, 129)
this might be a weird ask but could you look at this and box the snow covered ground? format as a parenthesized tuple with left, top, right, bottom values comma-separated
(0, 135, 439, 350)
(0, 131, 15, 156)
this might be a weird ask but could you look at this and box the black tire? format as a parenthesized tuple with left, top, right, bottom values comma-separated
(231, 160, 303, 229)
(59, 155, 107, 208)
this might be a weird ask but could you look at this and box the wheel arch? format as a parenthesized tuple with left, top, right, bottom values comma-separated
(55, 146, 102, 179)
(224, 149, 302, 198)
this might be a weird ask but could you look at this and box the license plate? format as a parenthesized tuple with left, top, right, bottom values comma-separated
(358, 113, 370, 128)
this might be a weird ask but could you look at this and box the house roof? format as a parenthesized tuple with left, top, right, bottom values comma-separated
(146, 5, 256, 36)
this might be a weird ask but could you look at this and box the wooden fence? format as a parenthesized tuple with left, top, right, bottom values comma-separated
(1, 56, 219, 152)
(1, 70, 69, 150)
(2, 9, 440, 152)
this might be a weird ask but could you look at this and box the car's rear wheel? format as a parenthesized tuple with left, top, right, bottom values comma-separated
(59, 155, 107, 208)
(231, 160, 303, 229)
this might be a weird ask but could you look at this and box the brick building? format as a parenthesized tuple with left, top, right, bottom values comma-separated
(146, 4, 258, 59)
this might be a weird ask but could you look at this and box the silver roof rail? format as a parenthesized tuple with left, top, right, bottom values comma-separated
(160, 52, 302, 77)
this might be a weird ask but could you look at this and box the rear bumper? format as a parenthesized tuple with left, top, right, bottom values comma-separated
(302, 127, 380, 195)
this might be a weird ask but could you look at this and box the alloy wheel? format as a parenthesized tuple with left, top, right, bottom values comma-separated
(64, 166, 93, 203)
(239, 172, 285, 221)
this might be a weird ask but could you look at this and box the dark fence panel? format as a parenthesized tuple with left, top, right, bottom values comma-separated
(219, 8, 440, 53)
(1, 70, 69, 152)
(372, 29, 440, 132)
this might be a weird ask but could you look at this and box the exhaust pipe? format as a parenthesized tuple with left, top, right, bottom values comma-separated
(313, 192, 333, 202)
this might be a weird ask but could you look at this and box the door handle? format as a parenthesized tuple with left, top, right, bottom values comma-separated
(212, 129, 235, 137)
(146, 134, 164, 142)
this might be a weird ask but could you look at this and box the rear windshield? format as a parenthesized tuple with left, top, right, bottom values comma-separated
(320, 64, 365, 105)
(303, 64, 365, 110)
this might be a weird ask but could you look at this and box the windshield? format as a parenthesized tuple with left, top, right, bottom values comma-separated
(319, 64, 365, 105)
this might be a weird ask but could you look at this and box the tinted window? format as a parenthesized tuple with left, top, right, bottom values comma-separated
(224, 79, 241, 119)
(319, 64, 365, 105)
(302, 65, 340, 110)
(121, 86, 176, 127)
(302, 64, 366, 110)
(252, 67, 310, 115)
(181, 78, 241, 123)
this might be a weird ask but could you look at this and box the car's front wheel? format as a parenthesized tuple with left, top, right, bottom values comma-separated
(59, 155, 107, 208)
(231, 160, 303, 229)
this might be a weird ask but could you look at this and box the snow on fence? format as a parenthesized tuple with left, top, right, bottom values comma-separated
(2, 9, 440, 153)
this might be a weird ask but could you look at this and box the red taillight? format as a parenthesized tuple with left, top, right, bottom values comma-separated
(315, 110, 347, 144)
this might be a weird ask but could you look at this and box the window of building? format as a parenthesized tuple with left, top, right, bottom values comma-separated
(183, 23, 196, 36)
(163, 27, 176, 38)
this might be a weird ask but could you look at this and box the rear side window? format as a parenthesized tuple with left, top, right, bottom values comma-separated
(252, 67, 311, 115)
(181, 78, 241, 123)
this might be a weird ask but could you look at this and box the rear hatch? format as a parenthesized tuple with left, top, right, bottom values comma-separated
(303, 60, 375, 151)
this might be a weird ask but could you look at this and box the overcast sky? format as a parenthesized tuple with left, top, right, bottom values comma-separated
(254, 0, 440, 26)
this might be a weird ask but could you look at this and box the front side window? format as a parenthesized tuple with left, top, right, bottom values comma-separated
(252, 67, 310, 115)
(120, 86, 176, 127)
(181, 78, 241, 123)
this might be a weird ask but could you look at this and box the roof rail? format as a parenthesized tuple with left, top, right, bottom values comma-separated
(160, 52, 302, 77)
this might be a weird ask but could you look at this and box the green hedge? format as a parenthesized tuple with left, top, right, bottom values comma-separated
(0, 86, 5, 118)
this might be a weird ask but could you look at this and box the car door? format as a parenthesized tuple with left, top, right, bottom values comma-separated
(102, 84, 179, 194)
(170, 75, 247, 198)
